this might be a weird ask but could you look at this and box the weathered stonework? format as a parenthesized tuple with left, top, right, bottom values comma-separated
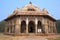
(4, 2, 56, 36)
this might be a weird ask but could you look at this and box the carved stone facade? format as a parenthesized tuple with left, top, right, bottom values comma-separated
(4, 2, 57, 36)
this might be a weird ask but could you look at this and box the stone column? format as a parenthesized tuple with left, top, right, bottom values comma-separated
(19, 18, 21, 34)
(42, 18, 45, 34)
(50, 21, 53, 33)
(12, 20, 14, 33)
(44, 25, 48, 34)
(52, 22, 54, 33)
(12, 26, 14, 33)
(15, 18, 20, 35)
(42, 18, 44, 24)
(44, 19, 48, 34)
(52, 22, 55, 33)
(26, 18, 28, 34)
(48, 21, 50, 33)
(50, 21, 52, 33)
(41, 18, 47, 34)
(9, 22, 11, 33)
(35, 18, 38, 34)
(54, 22, 57, 34)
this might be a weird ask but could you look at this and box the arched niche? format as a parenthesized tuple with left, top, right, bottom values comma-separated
(21, 20, 26, 33)
(37, 21, 43, 33)
(28, 21, 35, 33)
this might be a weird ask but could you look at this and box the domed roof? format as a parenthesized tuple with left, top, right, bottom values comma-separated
(21, 2, 40, 12)
(42, 8, 48, 14)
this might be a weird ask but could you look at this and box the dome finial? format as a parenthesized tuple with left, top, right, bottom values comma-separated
(29, 1, 32, 4)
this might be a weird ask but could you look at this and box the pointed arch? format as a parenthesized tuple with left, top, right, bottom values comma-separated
(37, 21, 43, 33)
(28, 21, 35, 33)
(21, 20, 26, 33)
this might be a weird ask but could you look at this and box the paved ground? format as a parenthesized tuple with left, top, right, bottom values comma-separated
(13, 36, 48, 40)
(0, 33, 60, 40)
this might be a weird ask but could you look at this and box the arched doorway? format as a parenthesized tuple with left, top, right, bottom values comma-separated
(21, 20, 26, 33)
(37, 21, 43, 33)
(28, 21, 35, 33)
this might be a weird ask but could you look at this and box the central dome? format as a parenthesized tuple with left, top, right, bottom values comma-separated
(21, 2, 40, 12)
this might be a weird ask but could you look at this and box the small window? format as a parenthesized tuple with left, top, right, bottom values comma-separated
(28, 8, 35, 11)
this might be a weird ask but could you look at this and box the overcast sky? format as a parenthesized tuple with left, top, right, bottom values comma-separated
(0, 0, 60, 21)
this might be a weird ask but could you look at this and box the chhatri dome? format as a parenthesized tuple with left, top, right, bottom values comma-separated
(21, 2, 40, 12)
(8, 2, 50, 18)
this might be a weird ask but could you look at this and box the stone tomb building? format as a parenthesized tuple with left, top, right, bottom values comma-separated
(5, 2, 57, 36)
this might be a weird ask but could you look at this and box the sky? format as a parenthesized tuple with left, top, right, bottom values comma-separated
(0, 0, 60, 21)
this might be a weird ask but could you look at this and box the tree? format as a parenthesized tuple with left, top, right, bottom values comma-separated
(0, 21, 6, 32)
(56, 19, 60, 33)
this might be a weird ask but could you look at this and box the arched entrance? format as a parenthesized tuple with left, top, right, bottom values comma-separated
(21, 20, 26, 33)
(37, 21, 43, 33)
(28, 21, 35, 33)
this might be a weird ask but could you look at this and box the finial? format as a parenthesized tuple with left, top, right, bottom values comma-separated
(29, 1, 32, 4)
